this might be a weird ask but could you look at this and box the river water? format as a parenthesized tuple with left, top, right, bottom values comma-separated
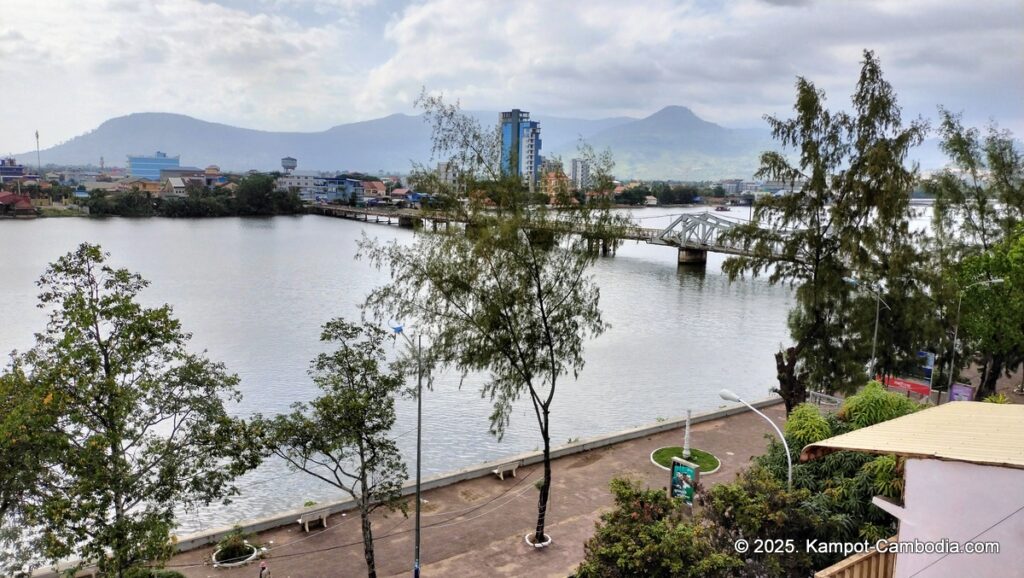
(0, 207, 793, 532)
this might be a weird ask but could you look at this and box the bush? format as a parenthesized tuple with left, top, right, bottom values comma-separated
(837, 381, 921, 428)
(214, 527, 255, 564)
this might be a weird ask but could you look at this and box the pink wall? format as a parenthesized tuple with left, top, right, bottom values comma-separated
(873, 458, 1024, 577)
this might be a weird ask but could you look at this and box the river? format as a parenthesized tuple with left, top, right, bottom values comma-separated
(0, 207, 794, 533)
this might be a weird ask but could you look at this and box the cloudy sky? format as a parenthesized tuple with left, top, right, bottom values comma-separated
(1, 0, 1022, 154)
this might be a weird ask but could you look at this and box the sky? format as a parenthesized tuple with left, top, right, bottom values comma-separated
(1, 0, 1022, 154)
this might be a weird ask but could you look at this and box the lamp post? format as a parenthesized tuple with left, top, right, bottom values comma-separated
(844, 277, 892, 377)
(720, 389, 791, 489)
(947, 279, 1004, 398)
(391, 324, 423, 578)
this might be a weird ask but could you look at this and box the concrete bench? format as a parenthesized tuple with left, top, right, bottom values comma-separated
(492, 461, 520, 480)
(297, 508, 330, 532)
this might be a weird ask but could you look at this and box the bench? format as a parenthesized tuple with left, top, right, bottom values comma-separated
(297, 508, 330, 532)
(492, 461, 520, 480)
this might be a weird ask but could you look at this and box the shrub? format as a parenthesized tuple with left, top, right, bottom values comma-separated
(837, 381, 921, 428)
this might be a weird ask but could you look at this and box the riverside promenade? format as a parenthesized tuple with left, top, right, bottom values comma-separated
(168, 401, 787, 578)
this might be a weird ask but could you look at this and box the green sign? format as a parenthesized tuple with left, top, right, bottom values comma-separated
(670, 457, 700, 505)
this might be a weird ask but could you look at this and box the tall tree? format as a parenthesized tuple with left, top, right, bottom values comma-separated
(925, 112, 1024, 395)
(13, 244, 259, 578)
(361, 93, 625, 545)
(255, 319, 407, 578)
(722, 50, 926, 402)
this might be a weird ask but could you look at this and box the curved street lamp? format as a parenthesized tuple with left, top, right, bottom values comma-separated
(843, 277, 892, 377)
(720, 389, 792, 490)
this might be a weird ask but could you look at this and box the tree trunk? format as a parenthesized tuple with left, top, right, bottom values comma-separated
(977, 356, 1005, 400)
(360, 504, 376, 578)
(534, 408, 551, 544)
(774, 345, 807, 415)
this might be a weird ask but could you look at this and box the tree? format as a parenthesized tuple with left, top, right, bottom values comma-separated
(722, 50, 926, 404)
(954, 227, 1024, 398)
(12, 244, 259, 577)
(925, 112, 1024, 395)
(255, 319, 407, 578)
(361, 92, 626, 545)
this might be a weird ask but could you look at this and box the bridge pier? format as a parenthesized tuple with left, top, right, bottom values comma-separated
(677, 248, 707, 266)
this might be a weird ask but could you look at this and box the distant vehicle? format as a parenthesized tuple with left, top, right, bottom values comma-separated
(715, 205, 731, 212)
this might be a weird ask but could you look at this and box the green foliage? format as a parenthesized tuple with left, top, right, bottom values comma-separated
(926, 113, 1023, 397)
(361, 93, 628, 544)
(83, 189, 155, 217)
(254, 317, 406, 578)
(214, 526, 255, 563)
(576, 478, 743, 578)
(8, 244, 260, 577)
(584, 388, 914, 577)
(123, 568, 186, 578)
(984, 392, 1011, 404)
(0, 360, 64, 576)
(783, 403, 833, 446)
(235, 174, 303, 216)
(722, 50, 926, 397)
(837, 381, 921, 428)
(81, 176, 303, 218)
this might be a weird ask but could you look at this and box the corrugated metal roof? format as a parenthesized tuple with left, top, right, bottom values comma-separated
(800, 402, 1024, 469)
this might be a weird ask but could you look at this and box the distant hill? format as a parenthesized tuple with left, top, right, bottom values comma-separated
(19, 111, 635, 176)
(17, 107, 954, 180)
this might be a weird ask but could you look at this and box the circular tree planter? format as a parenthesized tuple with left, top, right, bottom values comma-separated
(650, 447, 720, 475)
(211, 543, 258, 568)
(524, 533, 553, 548)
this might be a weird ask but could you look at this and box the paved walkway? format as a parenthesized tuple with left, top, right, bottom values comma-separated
(168, 404, 786, 578)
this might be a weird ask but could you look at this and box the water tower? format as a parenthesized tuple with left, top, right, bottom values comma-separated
(281, 156, 297, 173)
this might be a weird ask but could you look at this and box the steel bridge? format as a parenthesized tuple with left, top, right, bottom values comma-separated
(309, 205, 784, 266)
(632, 211, 785, 264)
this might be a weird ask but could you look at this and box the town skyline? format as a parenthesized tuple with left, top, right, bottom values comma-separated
(3, 0, 1022, 153)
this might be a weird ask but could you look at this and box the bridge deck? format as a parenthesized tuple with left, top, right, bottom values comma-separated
(307, 205, 771, 258)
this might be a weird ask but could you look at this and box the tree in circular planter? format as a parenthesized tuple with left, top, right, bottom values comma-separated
(212, 527, 258, 568)
(650, 447, 720, 474)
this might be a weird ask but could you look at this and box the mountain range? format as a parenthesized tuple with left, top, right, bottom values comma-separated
(15, 106, 949, 181)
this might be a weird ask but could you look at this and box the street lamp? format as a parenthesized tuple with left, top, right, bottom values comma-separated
(947, 278, 1005, 397)
(720, 389, 791, 489)
(391, 323, 424, 578)
(844, 277, 892, 377)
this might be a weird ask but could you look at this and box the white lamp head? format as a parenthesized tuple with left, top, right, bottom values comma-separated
(719, 389, 742, 402)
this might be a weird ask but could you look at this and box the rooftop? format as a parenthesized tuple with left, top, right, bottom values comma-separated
(800, 401, 1024, 470)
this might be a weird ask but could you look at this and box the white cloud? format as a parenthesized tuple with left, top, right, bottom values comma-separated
(1, 0, 1021, 153)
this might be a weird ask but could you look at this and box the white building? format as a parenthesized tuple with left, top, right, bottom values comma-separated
(276, 171, 321, 200)
(803, 402, 1024, 578)
(570, 158, 591, 191)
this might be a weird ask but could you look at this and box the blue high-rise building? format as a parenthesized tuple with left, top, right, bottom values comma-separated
(500, 109, 541, 191)
(127, 151, 180, 181)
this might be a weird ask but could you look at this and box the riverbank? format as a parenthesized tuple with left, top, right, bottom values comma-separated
(160, 399, 786, 578)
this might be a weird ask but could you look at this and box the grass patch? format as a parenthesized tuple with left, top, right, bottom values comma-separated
(652, 447, 719, 472)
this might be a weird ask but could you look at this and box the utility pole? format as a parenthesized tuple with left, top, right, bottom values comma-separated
(35, 130, 42, 182)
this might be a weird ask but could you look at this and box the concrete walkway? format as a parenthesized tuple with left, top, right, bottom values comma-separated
(167, 404, 786, 578)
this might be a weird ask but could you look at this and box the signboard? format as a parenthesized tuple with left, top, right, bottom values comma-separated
(670, 457, 700, 505)
(917, 351, 936, 385)
(949, 382, 977, 402)
(878, 374, 931, 396)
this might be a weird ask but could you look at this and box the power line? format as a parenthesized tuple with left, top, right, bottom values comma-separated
(907, 503, 1024, 578)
